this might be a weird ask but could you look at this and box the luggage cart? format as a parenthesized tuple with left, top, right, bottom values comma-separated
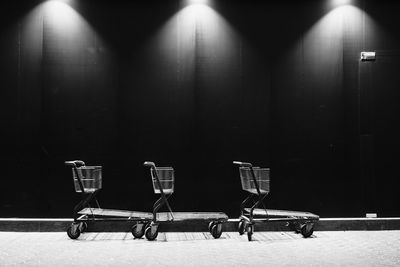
(233, 161, 319, 241)
(142, 161, 228, 241)
(65, 160, 153, 239)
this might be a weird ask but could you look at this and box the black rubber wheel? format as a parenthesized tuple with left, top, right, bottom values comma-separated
(301, 223, 314, 238)
(211, 223, 223, 239)
(247, 224, 253, 241)
(145, 225, 158, 241)
(67, 224, 81, 239)
(131, 223, 145, 239)
(208, 221, 215, 233)
(238, 220, 246, 235)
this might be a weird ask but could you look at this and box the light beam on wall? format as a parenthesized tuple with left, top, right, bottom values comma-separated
(41, 0, 109, 64)
(143, 0, 242, 92)
(44, 0, 82, 35)
(17, 0, 111, 90)
(181, 3, 214, 22)
(330, 0, 353, 8)
(284, 3, 382, 93)
(185, 0, 209, 5)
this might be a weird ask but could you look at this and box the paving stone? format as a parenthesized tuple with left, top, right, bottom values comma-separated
(0, 231, 399, 266)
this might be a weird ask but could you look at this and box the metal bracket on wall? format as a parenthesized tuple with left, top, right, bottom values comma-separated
(360, 51, 376, 62)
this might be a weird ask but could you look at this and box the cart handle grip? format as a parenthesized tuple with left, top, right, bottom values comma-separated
(233, 161, 252, 167)
(65, 160, 85, 167)
(144, 161, 156, 168)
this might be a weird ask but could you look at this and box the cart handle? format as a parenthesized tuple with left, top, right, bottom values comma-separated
(65, 160, 85, 167)
(144, 161, 156, 168)
(233, 161, 252, 167)
(65, 160, 86, 194)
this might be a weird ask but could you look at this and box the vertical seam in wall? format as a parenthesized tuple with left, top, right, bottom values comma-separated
(239, 38, 244, 114)
(341, 1, 346, 138)
(357, 0, 364, 191)
(39, 7, 45, 159)
(362, 0, 365, 51)
(17, 22, 22, 160)
(358, 0, 366, 138)
(176, 0, 180, 91)
(301, 24, 308, 139)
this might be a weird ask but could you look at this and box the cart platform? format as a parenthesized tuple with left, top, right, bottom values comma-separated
(155, 212, 228, 222)
(245, 208, 319, 220)
(78, 208, 153, 219)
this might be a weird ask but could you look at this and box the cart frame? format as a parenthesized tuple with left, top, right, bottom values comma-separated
(233, 161, 319, 241)
(143, 161, 228, 241)
(65, 160, 152, 239)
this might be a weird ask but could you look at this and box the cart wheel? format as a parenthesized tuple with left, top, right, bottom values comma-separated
(79, 222, 87, 233)
(67, 223, 81, 239)
(208, 221, 215, 233)
(145, 225, 158, 241)
(238, 220, 246, 235)
(131, 223, 145, 239)
(246, 224, 254, 241)
(300, 223, 314, 238)
(211, 223, 223, 239)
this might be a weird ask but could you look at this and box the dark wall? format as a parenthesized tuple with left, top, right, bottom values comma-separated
(1, 0, 399, 217)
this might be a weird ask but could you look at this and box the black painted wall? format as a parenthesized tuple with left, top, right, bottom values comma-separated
(1, 0, 399, 217)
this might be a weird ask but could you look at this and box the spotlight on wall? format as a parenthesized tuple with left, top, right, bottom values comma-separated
(185, 0, 209, 6)
(48, 0, 74, 4)
(360, 51, 376, 61)
(330, 0, 353, 7)
(45, 1, 76, 26)
(181, 0, 214, 22)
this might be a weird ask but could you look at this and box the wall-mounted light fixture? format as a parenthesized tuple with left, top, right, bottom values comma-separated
(360, 51, 376, 61)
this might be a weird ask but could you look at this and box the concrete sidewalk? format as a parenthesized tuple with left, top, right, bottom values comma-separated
(1, 231, 400, 266)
